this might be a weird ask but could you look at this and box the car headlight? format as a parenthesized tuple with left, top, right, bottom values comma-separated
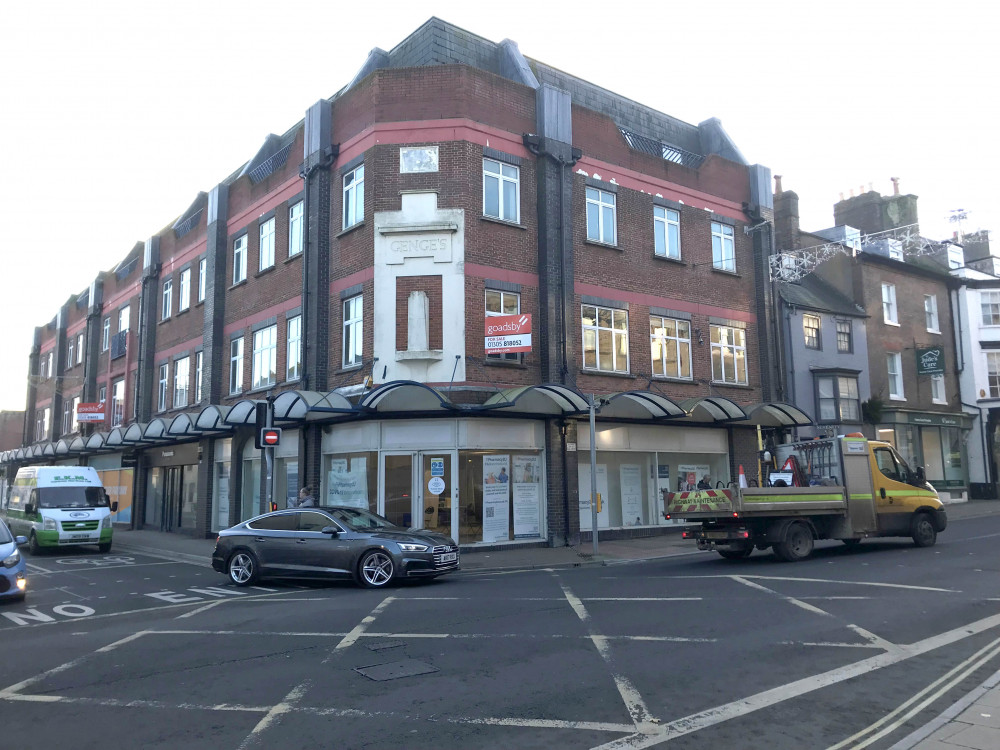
(43, 518, 57, 531)
(2, 549, 20, 568)
(398, 543, 428, 552)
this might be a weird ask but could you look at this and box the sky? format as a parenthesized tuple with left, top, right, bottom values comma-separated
(0, 0, 997, 412)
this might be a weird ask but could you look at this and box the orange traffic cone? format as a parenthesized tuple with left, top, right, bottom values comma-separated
(738, 465, 748, 488)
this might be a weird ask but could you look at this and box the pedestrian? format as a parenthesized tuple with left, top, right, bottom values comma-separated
(298, 486, 316, 508)
(697, 474, 712, 490)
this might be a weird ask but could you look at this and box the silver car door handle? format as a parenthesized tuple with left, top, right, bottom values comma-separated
(254, 537, 266, 542)
(296, 539, 308, 544)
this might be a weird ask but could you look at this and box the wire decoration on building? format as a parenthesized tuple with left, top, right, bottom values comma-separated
(769, 223, 941, 282)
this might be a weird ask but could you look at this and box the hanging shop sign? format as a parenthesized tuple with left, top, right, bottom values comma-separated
(485, 314, 532, 354)
(76, 403, 106, 422)
(916, 346, 945, 375)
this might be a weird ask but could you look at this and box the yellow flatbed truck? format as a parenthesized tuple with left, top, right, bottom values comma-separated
(663, 435, 947, 562)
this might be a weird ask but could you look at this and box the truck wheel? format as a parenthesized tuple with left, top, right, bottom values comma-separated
(718, 544, 753, 560)
(775, 522, 814, 562)
(911, 513, 937, 548)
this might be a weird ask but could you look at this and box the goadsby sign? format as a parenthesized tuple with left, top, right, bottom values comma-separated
(485, 314, 532, 354)
(916, 346, 945, 375)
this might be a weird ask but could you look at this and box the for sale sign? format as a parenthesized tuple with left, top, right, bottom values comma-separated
(76, 403, 106, 423)
(485, 314, 532, 354)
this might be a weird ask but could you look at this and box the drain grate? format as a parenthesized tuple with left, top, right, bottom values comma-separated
(355, 659, 439, 681)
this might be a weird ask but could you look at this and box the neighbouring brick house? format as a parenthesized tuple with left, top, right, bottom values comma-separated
(6, 17, 805, 546)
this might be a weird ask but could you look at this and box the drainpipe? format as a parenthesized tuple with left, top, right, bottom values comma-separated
(784, 305, 797, 439)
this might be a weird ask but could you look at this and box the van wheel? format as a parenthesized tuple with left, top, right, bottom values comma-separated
(98, 542, 112, 554)
(27, 532, 42, 556)
(774, 522, 814, 562)
(911, 513, 937, 548)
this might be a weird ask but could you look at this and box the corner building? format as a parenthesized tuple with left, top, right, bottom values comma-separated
(8, 18, 806, 548)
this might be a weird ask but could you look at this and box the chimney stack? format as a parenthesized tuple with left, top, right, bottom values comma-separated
(774, 175, 783, 194)
(891, 177, 900, 195)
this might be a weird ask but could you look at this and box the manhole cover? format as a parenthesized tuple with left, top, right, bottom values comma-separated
(355, 659, 439, 681)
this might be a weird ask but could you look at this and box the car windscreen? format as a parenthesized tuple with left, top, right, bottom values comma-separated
(0, 523, 11, 544)
(327, 507, 397, 532)
(39, 487, 108, 509)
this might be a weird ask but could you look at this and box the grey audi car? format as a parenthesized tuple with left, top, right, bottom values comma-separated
(211, 506, 459, 588)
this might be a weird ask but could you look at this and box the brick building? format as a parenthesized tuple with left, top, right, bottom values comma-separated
(3, 18, 806, 546)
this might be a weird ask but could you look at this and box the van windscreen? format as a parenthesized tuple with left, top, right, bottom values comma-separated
(39, 487, 108, 509)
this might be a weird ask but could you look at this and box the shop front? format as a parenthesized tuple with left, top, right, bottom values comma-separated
(144, 442, 200, 533)
(577, 422, 732, 530)
(321, 418, 546, 546)
(876, 410, 973, 502)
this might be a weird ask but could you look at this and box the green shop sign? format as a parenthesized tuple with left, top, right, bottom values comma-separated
(916, 346, 945, 375)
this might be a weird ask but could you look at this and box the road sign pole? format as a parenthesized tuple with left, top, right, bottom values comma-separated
(264, 395, 274, 513)
(590, 393, 598, 557)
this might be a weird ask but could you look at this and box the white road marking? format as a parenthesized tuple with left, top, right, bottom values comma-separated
(237, 682, 309, 750)
(24, 562, 53, 574)
(847, 624, 902, 655)
(666, 574, 957, 593)
(176, 601, 224, 619)
(248, 585, 278, 592)
(588, 610, 1000, 750)
(731, 576, 833, 617)
(828, 636, 1000, 749)
(329, 596, 395, 656)
(560, 581, 659, 734)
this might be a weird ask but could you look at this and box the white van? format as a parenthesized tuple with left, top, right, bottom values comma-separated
(2, 467, 118, 555)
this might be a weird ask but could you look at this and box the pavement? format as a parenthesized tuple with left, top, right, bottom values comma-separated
(111, 499, 1000, 750)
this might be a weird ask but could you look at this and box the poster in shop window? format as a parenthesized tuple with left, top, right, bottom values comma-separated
(482, 454, 510, 542)
(327, 457, 369, 509)
(620, 464, 644, 526)
(678, 464, 711, 492)
(512, 455, 541, 538)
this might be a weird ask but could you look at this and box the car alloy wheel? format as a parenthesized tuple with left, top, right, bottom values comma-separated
(228, 551, 258, 586)
(359, 550, 394, 588)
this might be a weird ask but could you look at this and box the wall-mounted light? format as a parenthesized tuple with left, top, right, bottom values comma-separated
(694, 328, 704, 345)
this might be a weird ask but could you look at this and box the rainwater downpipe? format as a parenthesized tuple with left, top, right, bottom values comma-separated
(951, 286, 989, 485)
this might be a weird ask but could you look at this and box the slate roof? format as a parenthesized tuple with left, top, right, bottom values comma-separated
(778, 273, 866, 317)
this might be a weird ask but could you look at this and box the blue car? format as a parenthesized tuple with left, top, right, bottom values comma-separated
(0, 519, 27, 601)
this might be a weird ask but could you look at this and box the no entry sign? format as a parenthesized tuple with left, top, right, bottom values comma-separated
(485, 313, 532, 354)
(259, 428, 282, 447)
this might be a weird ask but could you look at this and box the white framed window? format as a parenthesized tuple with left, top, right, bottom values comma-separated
(343, 165, 365, 229)
(195, 351, 203, 403)
(67, 338, 74, 367)
(803, 314, 821, 350)
(179, 268, 191, 311)
(118, 305, 130, 335)
(586, 187, 617, 245)
(259, 217, 275, 270)
(76, 332, 84, 364)
(887, 239, 904, 261)
(836, 320, 853, 353)
(887, 352, 904, 399)
(711, 324, 748, 384)
(882, 283, 898, 324)
(102, 317, 110, 351)
(924, 294, 939, 332)
(286, 315, 302, 381)
(98, 385, 106, 405)
(111, 380, 124, 428)
(36, 407, 50, 442)
(817, 375, 860, 422)
(948, 245, 963, 269)
(650, 316, 691, 379)
(157, 363, 169, 411)
(931, 373, 946, 404)
(288, 201, 303, 257)
(233, 235, 247, 284)
(988, 353, 1000, 398)
(582, 304, 629, 373)
(653, 206, 681, 259)
(982, 292, 1000, 326)
(252, 325, 277, 389)
(173, 356, 190, 408)
(161, 279, 172, 320)
(343, 295, 363, 367)
(229, 338, 244, 395)
(198, 258, 207, 302)
(711, 222, 735, 271)
(71, 396, 80, 433)
(486, 290, 520, 362)
(483, 159, 519, 222)
(62, 400, 73, 436)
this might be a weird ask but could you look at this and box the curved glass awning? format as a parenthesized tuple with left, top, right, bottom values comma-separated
(358, 381, 457, 413)
(225, 400, 266, 425)
(482, 384, 590, 415)
(272, 390, 356, 422)
(743, 402, 814, 427)
(678, 396, 748, 423)
(598, 390, 687, 420)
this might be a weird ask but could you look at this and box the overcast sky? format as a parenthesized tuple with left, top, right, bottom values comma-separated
(0, 0, 997, 413)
